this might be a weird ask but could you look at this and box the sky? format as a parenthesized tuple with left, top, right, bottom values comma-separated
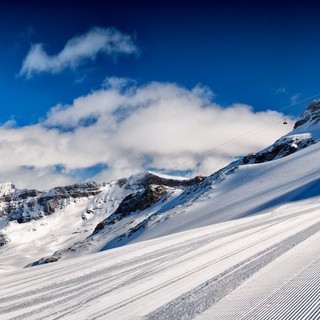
(0, 0, 319, 189)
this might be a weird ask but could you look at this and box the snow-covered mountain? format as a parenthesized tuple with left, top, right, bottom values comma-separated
(1, 101, 320, 270)
(1, 101, 320, 319)
(0, 171, 207, 268)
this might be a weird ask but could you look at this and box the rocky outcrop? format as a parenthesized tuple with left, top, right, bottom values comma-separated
(294, 100, 320, 129)
(0, 182, 16, 202)
(16, 189, 40, 200)
(92, 173, 205, 234)
(140, 173, 205, 188)
(242, 136, 315, 164)
(116, 185, 167, 215)
(64, 182, 102, 198)
(0, 233, 9, 247)
(25, 255, 61, 267)
(0, 181, 103, 224)
(94, 184, 167, 231)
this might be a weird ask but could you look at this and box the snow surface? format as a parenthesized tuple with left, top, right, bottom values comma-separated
(0, 197, 319, 319)
(196, 229, 320, 320)
(147, 170, 189, 180)
(0, 179, 137, 269)
(0, 181, 15, 197)
(130, 142, 320, 241)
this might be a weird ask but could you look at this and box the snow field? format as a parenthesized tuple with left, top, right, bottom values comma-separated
(196, 224, 320, 320)
(0, 199, 319, 319)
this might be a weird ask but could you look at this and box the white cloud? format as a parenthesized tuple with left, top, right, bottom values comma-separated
(20, 27, 138, 77)
(0, 79, 293, 190)
(276, 87, 286, 94)
(290, 93, 301, 104)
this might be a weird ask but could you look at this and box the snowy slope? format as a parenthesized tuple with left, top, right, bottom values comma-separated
(0, 172, 204, 269)
(0, 195, 319, 319)
(80, 100, 320, 248)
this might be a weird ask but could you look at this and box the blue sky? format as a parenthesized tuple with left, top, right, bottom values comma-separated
(0, 0, 319, 188)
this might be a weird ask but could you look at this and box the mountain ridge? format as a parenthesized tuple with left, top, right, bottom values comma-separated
(1, 101, 320, 269)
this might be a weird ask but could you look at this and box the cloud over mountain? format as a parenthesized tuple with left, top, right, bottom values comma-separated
(0, 79, 292, 189)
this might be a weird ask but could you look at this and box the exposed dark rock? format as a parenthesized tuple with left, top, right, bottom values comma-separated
(241, 137, 315, 165)
(117, 178, 128, 187)
(64, 182, 102, 198)
(17, 215, 31, 224)
(1, 181, 103, 224)
(37, 182, 102, 216)
(294, 100, 320, 129)
(117, 185, 167, 215)
(254, 144, 297, 163)
(94, 184, 168, 232)
(127, 218, 150, 238)
(38, 182, 101, 204)
(0, 183, 16, 202)
(93, 173, 206, 234)
(25, 255, 61, 267)
(241, 153, 255, 165)
(16, 189, 40, 200)
(38, 189, 69, 205)
(0, 194, 14, 202)
(294, 118, 309, 130)
(26, 198, 37, 209)
(140, 173, 205, 188)
(0, 233, 9, 247)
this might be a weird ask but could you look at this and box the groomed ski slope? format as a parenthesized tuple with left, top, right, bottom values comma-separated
(196, 228, 320, 320)
(0, 197, 319, 320)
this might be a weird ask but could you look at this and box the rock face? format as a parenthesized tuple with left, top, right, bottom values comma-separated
(93, 173, 205, 233)
(0, 181, 102, 224)
(0, 182, 16, 203)
(25, 255, 61, 267)
(294, 100, 320, 129)
(0, 173, 205, 230)
(242, 136, 315, 164)
(14, 172, 206, 267)
(94, 184, 168, 232)
(0, 233, 9, 247)
(140, 173, 205, 188)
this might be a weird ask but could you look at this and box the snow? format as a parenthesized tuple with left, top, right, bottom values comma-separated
(196, 227, 320, 320)
(0, 197, 319, 319)
(287, 102, 320, 141)
(147, 170, 189, 180)
(0, 181, 15, 197)
(130, 142, 320, 241)
(0, 180, 133, 268)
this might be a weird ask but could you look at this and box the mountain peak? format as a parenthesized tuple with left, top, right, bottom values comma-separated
(294, 100, 320, 130)
(0, 181, 15, 198)
(307, 99, 320, 112)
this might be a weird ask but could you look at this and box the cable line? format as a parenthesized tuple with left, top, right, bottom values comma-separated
(168, 92, 320, 172)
